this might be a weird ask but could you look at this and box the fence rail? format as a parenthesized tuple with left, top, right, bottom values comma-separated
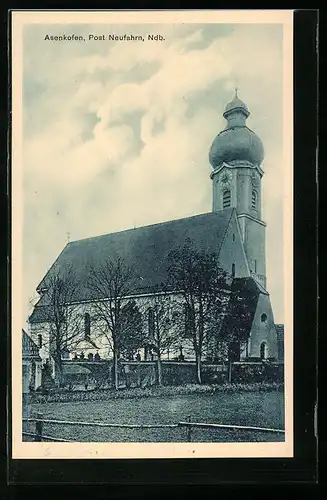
(23, 417, 179, 429)
(22, 431, 73, 442)
(178, 421, 285, 434)
(23, 413, 285, 442)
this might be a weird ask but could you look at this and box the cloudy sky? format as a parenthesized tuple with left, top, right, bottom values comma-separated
(22, 22, 285, 324)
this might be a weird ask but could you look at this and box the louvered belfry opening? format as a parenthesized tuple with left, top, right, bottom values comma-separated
(222, 189, 231, 209)
(251, 190, 257, 210)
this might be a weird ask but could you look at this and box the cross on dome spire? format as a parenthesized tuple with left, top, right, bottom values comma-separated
(223, 89, 250, 124)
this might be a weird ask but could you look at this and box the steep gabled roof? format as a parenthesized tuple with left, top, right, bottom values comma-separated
(252, 278, 269, 295)
(30, 209, 235, 322)
(22, 329, 41, 359)
(28, 306, 50, 323)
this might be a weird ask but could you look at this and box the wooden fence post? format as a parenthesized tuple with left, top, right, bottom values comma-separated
(228, 361, 232, 383)
(137, 363, 141, 388)
(186, 415, 192, 442)
(35, 412, 43, 441)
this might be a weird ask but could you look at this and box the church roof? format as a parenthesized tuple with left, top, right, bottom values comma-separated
(30, 209, 235, 323)
(252, 277, 269, 295)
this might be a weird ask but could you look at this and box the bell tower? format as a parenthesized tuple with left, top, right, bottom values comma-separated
(208, 91, 267, 288)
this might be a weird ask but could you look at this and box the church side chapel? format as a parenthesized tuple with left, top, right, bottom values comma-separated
(28, 92, 280, 378)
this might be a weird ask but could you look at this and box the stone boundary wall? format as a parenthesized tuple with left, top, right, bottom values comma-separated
(36, 360, 283, 392)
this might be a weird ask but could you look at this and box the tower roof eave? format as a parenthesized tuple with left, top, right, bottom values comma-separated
(210, 162, 264, 179)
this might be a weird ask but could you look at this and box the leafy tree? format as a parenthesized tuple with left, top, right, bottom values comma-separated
(221, 278, 258, 364)
(168, 241, 232, 384)
(119, 300, 144, 360)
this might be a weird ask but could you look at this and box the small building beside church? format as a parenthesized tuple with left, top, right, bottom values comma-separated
(275, 324, 285, 362)
(28, 92, 280, 372)
(22, 329, 42, 393)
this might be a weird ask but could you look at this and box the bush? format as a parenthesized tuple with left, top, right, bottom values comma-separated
(232, 362, 284, 383)
(28, 380, 283, 404)
(162, 363, 196, 386)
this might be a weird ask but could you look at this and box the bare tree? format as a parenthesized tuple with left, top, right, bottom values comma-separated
(87, 257, 136, 390)
(168, 241, 232, 384)
(143, 289, 180, 386)
(39, 265, 84, 387)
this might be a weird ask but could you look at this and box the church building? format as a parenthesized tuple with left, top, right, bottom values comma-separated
(28, 92, 279, 365)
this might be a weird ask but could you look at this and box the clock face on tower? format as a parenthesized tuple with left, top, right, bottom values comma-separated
(220, 170, 232, 186)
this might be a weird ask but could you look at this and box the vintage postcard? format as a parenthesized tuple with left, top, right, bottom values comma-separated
(11, 9, 294, 460)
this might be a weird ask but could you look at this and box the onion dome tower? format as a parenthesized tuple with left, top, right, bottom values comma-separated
(209, 90, 267, 288)
(209, 94, 264, 170)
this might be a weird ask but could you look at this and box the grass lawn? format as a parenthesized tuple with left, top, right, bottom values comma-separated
(25, 389, 285, 443)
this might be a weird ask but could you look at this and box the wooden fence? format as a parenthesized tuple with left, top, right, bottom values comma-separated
(22, 412, 285, 443)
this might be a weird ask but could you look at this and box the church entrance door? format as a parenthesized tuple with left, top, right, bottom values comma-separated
(260, 342, 267, 360)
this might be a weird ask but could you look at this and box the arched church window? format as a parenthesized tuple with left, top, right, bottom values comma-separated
(261, 313, 267, 323)
(222, 190, 231, 209)
(260, 342, 267, 360)
(251, 190, 258, 210)
(255, 259, 257, 273)
(232, 263, 235, 277)
(84, 313, 91, 340)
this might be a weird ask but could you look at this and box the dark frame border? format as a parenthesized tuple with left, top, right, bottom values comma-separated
(5, 8, 318, 487)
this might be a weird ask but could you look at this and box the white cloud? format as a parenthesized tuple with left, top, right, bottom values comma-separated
(22, 22, 285, 323)
(96, 83, 148, 125)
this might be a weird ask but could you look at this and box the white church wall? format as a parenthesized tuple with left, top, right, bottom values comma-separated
(121, 292, 191, 360)
(44, 292, 196, 361)
(32, 293, 183, 361)
(238, 216, 267, 285)
(28, 322, 50, 364)
(35, 360, 42, 389)
(218, 213, 250, 278)
(22, 358, 42, 391)
(236, 168, 252, 215)
(248, 293, 278, 360)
